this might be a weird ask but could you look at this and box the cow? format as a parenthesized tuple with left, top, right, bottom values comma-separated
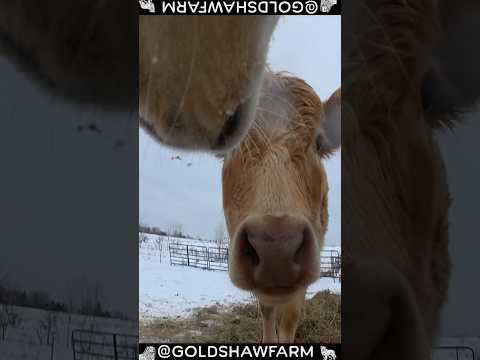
(139, 16, 279, 151)
(221, 72, 341, 342)
(0, 8, 278, 151)
(342, 1, 480, 359)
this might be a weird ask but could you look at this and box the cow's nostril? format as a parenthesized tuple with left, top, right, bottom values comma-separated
(230, 216, 320, 294)
(243, 230, 260, 267)
(293, 228, 310, 262)
(214, 105, 243, 149)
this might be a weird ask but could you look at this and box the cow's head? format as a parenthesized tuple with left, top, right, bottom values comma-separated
(342, 0, 480, 358)
(139, 16, 279, 152)
(222, 73, 340, 304)
(1, 12, 278, 151)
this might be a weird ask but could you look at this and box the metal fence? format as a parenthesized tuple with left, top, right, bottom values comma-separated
(71, 330, 138, 360)
(432, 346, 476, 360)
(169, 243, 229, 271)
(320, 249, 341, 280)
(169, 243, 341, 280)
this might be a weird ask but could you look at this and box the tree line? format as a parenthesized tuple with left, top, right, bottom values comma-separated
(139, 222, 186, 238)
(0, 284, 123, 319)
(139, 222, 229, 247)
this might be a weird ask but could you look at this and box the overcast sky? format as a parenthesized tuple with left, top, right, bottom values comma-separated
(140, 16, 342, 245)
(0, 54, 138, 317)
(436, 108, 480, 337)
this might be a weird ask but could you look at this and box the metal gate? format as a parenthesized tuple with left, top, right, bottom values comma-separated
(71, 330, 138, 360)
(169, 243, 340, 278)
(320, 249, 341, 280)
(433, 346, 476, 360)
(169, 243, 229, 271)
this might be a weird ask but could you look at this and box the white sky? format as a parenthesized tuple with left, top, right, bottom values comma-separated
(139, 16, 341, 245)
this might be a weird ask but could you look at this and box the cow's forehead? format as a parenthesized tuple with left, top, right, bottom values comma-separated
(255, 73, 321, 140)
(256, 75, 294, 137)
(222, 73, 322, 163)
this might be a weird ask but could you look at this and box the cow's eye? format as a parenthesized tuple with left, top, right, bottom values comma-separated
(420, 67, 460, 129)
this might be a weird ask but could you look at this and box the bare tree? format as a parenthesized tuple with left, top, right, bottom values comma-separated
(30, 290, 50, 308)
(166, 222, 174, 242)
(0, 303, 21, 341)
(0, 268, 10, 305)
(0, 268, 8, 285)
(139, 232, 148, 248)
(175, 223, 184, 237)
(65, 282, 75, 348)
(156, 236, 163, 263)
(215, 223, 228, 248)
(36, 311, 58, 345)
(139, 223, 151, 233)
(80, 282, 106, 317)
(167, 222, 184, 240)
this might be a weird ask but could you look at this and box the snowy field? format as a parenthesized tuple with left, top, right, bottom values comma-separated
(0, 305, 136, 360)
(139, 233, 341, 320)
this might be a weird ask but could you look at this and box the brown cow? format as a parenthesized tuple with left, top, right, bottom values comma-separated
(342, 1, 480, 359)
(221, 72, 340, 342)
(0, 1, 138, 108)
(139, 16, 279, 151)
(0, 8, 278, 151)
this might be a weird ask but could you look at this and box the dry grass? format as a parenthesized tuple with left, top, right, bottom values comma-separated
(140, 290, 340, 343)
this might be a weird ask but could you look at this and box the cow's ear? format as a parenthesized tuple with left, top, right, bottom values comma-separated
(421, 59, 476, 129)
(422, 3, 480, 128)
(316, 88, 341, 157)
(213, 151, 226, 162)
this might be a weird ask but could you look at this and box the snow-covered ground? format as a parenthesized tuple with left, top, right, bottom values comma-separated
(139, 233, 341, 320)
(0, 305, 136, 360)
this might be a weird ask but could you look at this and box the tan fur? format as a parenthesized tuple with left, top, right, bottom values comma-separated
(0, 1, 137, 107)
(222, 73, 339, 342)
(342, 1, 455, 358)
(139, 16, 279, 151)
(0, 10, 278, 151)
